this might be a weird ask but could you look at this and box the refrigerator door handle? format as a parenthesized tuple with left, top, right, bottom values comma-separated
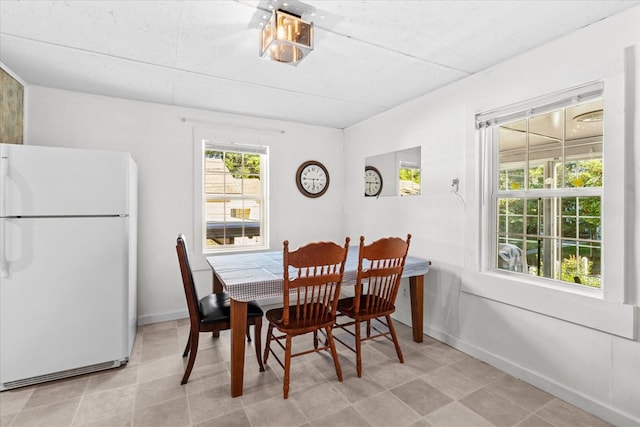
(0, 154, 7, 218)
(0, 219, 7, 278)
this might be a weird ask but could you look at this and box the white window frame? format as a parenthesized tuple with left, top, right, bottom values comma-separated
(193, 127, 270, 255)
(463, 80, 636, 339)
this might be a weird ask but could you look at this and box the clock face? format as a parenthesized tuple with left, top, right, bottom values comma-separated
(296, 161, 329, 198)
(364, 166, 383, 197)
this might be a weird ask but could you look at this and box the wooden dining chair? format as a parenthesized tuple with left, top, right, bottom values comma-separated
(263, 238, 350, 399)
(334, 234, 411, 377)
(176, 234, 264, 385)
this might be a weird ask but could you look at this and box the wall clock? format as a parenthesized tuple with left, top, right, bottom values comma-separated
(364, 165, 383, 197)
(296, 160, 329, 198)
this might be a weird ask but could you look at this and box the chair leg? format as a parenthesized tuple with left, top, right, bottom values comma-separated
(355, 320, 363, 377)
(386, 315, 404, 363)
(325, 326, 343, 382)
(181, 331, 199, 385)
(253, 317, 265, 372)
(182, 330, 191, 357)
(263, 322, 274, 364)
(246, 324, 252, 342)
(283, 335, 292, 399)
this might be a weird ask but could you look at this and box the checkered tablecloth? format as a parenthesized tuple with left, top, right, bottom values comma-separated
(207, 246, 430, 302)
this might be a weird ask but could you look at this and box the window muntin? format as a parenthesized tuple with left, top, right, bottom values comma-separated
(493, 98, 603, 288)
(203, 143, 267, 251)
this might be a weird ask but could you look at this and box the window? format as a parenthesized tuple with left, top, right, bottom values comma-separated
(478, 83, 604, 289)
(399, 161, 421, 196)
(200, 140, 268, 252)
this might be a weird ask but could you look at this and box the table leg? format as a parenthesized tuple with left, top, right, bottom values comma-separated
(230, 299, 248, 397)
(409, 275, 424, 343)
(213, 271, 224, 294)
(211, 272, 223, 338)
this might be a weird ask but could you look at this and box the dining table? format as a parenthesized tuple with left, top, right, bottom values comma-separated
(206, 245, 430, 397)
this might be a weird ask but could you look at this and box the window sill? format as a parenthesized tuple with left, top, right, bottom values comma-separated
(460, 270, 637, 339)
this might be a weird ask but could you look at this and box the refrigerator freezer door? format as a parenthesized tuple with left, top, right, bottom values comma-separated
(0, 144, 129, 217)
(0, 216, 130, 384)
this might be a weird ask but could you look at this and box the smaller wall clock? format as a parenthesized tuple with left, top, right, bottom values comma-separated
(296, 160, 330, 198)
(364, 165, 383, 197)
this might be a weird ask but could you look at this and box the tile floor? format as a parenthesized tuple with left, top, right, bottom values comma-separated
(0, 316, 612, 427)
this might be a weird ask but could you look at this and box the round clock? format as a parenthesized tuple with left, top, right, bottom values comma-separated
(364, 165, 383, 197)
(296, 160, 330, 198)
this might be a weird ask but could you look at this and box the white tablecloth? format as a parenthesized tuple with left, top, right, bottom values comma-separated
(207, 246, 430, 302)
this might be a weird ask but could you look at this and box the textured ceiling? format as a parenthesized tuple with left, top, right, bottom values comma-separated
(1, 0, 638, 129)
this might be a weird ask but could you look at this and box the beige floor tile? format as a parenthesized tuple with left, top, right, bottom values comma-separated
(402, 350, 443, 375)
(192, 408, 251, 427)
(187, 383, 243, 425)
(408, 419, 435, 427)
(137, 354, 185, 383)
(361, 357, 419, 389)
(182, 361, 230, 395)
(333, 371, 386, 404)
(22, 376, 88, 410)
(488, 375, 554, 412)
(72, 411, 133, 427)
(290, 382, 350, 421)
(266, 359, 329, 397)
(84, 365, 138, 394)
(132, 395, 190, 427)
(140, 340, 181, 363)
(391, 378, 454, 416)
(141, 320, 178, 333)
(134, 374, 186, 409)
(142, 326, 179, 346)
(244, 396, 309, 427)
(74, 384, 136, 425)
(310, 405, 372, 427)
(0, 386, 34, 416)
(11, 397, 80, 427)
(449, 357, 506, 385)
(422, 366, 484, 400)
(535, 399, 613, 427)
(425, 401, 494, 427)
(419, 341, 470, 366)
(459, 388, 531, 426)
(516, 414, 555, 427)
(353, 390, 421, 427)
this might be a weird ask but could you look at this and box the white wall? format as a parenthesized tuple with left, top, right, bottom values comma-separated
(23, 88, 345, 323)
(344, 6, 640, 426)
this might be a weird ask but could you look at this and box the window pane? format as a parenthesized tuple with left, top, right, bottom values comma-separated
(498, 120, 526, 190)
(399, 167, 421, 195)
(496, 195, 601, 288)
(529, 109, 563, 152)
(564, 152, 603, 188)
(560, 241, 601, 288)
(497, 239, 526, 273)
(203, 145, 265, 250)
(565, 100, 603, 142)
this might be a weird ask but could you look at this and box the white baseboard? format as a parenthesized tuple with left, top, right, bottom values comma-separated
(422, 324, 640, 427)
(137, 310, 188, 326)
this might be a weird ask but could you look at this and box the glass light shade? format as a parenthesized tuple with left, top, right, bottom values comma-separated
(260, 10, 313, 65)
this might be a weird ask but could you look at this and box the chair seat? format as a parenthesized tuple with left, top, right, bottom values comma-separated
(200, 294, 263, 324)
(266, 305, 336, 334)
(337, 296, 395, 319)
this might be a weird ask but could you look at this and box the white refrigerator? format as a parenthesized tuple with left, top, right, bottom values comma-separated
(0, 143, 137, 390)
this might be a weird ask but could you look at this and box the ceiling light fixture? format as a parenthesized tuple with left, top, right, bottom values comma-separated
(573, 109, 603, 123)
(259, 10, 313, 65)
